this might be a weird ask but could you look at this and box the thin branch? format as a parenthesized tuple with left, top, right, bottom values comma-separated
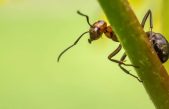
(98, 0, 169, 109)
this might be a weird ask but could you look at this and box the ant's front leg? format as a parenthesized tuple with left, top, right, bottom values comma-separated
(108, 45, 142, 82)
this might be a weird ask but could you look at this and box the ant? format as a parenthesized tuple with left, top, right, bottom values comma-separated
(57, 9, 169, 82)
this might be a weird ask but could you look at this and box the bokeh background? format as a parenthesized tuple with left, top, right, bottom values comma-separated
(0, 0, 168, 109)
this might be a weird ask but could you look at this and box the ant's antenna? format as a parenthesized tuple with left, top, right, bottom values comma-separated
(77, 10, 92, 27)
(57, 31, 89, 62)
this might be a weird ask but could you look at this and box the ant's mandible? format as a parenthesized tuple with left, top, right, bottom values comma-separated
(57, 10, 169, 82)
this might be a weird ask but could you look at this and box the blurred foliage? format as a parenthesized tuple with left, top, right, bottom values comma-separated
(0, 0, 168, 109)
(0, 0, 5, 5)
(162, 0, 169, 72)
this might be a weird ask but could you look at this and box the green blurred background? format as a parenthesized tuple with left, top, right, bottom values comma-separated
(0, 0, 168, 109)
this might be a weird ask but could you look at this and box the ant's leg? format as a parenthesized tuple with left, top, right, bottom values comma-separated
(108, 46, 142, 82)
(141, 9, 153, 31)
(119, 53, 138, 67)
(108, 46, 138, 67)
(118, 53, 142, 82)
(108, 44, 123, 64)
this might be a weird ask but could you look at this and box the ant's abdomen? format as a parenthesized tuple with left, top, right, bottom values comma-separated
(146, 31, 169, 63)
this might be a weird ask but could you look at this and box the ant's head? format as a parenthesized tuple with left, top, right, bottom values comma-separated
(88, 20, 107, 44)
(57, 11, 108, 62)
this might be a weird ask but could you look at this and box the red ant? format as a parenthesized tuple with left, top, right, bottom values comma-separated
(58, 10, 169, 82)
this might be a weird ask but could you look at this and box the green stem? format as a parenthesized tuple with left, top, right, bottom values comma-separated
(98, 0, 169, 109)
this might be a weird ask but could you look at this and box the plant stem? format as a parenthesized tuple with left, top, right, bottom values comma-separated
(98, 0, 169, 109)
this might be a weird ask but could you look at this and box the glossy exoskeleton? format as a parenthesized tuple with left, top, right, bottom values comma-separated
(146, 32, 169, 63)
(142, 10, 169, 63)
(57, 9, 169, 82)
